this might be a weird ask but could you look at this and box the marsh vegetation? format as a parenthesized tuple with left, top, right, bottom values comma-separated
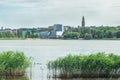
(48, 52, 120, 78)
(0, 51, 30, 76)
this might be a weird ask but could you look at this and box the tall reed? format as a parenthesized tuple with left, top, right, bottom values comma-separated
(0, 51, 30, 76)
(48, 52, 120, 78)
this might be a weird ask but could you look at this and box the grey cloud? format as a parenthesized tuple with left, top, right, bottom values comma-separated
(1, 0, 120, 28)
(0, 0, 47, 8)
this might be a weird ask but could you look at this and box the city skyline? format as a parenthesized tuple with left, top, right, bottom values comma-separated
(0, 0, 120, 28)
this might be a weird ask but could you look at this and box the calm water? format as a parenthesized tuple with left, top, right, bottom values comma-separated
(0, 40, 120, 80)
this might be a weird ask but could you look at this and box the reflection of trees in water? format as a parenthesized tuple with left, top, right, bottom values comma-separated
(52, 79, 119, 80)
(0, 76, 29, 80)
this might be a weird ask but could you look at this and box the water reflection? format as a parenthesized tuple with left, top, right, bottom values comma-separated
(0, 76, 29, 80)
(1, 76, 120, 80)
(50, 78, 120, 80)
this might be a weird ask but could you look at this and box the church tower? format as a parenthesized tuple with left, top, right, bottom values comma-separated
(81, 16, 85, 27)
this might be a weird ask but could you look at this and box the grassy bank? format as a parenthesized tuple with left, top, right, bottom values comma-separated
(93, 38, 120, 40)
(48, 52, 120, 78)
(0, 37, 25, 40)
(0, 51, 30, 76)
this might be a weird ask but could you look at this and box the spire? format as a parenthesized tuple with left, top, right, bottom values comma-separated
(82, 16, 85, 27)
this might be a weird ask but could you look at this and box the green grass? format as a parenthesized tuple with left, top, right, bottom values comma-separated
(0, 37, 25, 40)
(93, 38, 120, 40)
(0, 51, 31, 76)
(48, 52, 120, 78)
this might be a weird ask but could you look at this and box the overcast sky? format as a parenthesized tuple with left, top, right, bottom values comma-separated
(0, 0, 120, 28)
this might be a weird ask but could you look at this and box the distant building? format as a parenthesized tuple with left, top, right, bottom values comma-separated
(81, 16, 85, 27)
(117, 26, 120, 29)
(49, 24, 64, 38)
(37, 31, 50, 38)
(4, 28, 12, 32)
(54, 24, 62, 31)
(12, 29, 18, 35)
(1, 27, 3, 30)
(18, 28, 33, 38)
(0, 28, 13, 33)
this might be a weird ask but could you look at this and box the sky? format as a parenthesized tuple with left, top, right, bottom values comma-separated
(0, 0, 120, 28)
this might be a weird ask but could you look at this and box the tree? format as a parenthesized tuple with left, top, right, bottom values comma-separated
(84, 33, 93, 40)
(116, 31, 120, 38)
(63, 32, 80, 39)
(105, 31, 114, 38)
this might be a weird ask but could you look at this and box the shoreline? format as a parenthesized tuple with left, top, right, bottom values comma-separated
(0, 38, 120, 40)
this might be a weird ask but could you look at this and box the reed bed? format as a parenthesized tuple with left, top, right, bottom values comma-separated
(0, 51, 30, 76)
(48, 52, 120, 78)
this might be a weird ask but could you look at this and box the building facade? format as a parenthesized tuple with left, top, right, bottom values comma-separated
(18, 28, 33, 38)
(49, 24, 64, 38)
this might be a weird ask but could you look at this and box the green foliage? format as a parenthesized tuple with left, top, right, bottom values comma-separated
(1, 26, 120, 39)
(48, 52, 120, 78)
(63, 32, 80, 39)
(0, 32, 16, 38)
(116, 31, 120, 38)
(65, 26, 120, 39)
(84, 33, 93, 40)
(0, 51, 30, 76)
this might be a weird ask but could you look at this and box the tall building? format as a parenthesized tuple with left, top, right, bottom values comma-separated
(53, 24, 63, 31)
(81, 16, 85, 27)
(49, 24, 64, 38)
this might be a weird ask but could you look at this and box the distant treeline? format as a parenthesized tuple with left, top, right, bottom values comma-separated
(0, 26, 120, 39)
(0, 27, 53, 39)
(63, 26, 120, 40)
(0, 31, 17, 38)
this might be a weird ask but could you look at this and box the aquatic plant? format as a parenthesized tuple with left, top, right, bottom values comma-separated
(0, 51, 30, 76)
(48, 52, 120, 78)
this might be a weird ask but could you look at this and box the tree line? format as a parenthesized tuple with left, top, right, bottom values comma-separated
(63, 26, 120, 40)
(0, 26, 120, 39)
(0, 31, 17, 38)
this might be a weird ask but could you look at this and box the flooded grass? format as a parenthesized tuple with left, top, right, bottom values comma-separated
(48, 52, 120, 78)
(0, 76, 29, 80)
(52, 78, 120, 80)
